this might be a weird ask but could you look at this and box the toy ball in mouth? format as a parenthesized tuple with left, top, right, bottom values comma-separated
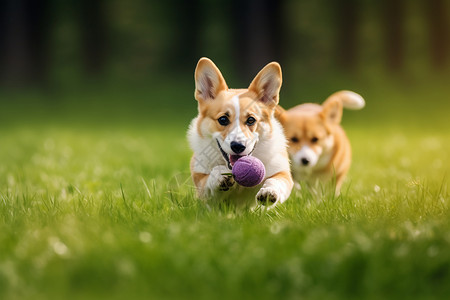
(231, 156, 266, 187)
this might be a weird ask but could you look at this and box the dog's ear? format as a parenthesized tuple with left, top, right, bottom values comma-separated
(248, 62, 282, 108)
(274, 105, 287, 125)
(194, 58, 228, 101)
(321, 96, 343, 124)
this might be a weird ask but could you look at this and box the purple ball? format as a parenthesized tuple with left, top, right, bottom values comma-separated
(232, 156, 266, 187)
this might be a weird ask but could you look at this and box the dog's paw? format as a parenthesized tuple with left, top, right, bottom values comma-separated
(218, 174, 235, 191)
(256, 187, 279, 205)
(206, 165, 235, 193)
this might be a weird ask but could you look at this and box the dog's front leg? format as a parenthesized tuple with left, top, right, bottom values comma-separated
(192, 165, 235, 197)
(256, 171, 293, 205)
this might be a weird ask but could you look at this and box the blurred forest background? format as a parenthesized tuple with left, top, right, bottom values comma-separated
(0, 0, 449, 125)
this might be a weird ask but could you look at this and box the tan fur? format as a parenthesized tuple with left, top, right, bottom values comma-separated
(188, 57, 293, 207)
(276, 90, 364, 194)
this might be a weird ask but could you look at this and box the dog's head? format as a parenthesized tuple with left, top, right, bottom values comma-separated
(194, 57, 282, 169)
(277, 92, 353, 170)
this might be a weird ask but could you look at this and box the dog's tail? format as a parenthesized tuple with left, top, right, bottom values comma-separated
(328, 90, 365, 110)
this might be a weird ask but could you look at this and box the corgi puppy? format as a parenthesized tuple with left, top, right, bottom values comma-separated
(187, 58, 293, 207)
(276, 91, 365, 194)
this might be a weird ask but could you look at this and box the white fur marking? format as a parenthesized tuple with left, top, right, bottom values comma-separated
(222, 95, 258, 155)
(293, 145, 319, 168)
(229, 95, 245, 143)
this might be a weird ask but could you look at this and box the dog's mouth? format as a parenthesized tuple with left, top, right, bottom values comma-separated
(216, 140, 256, 170)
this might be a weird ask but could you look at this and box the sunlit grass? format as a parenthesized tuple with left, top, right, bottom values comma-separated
(0, 83, 449, 299)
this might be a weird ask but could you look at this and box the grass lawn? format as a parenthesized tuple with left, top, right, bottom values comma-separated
(0, 80, 449, 299)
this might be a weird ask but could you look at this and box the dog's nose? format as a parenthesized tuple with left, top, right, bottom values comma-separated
(230, 141, 246, 154)
(301, 158, 310, 166)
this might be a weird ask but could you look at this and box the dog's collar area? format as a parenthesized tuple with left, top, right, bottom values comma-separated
(216, 139, 258, 170)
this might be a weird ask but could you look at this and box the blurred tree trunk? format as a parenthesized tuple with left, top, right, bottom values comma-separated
(0, 0, 50, 86)
(334, 0, 359, 72)
(382, 0, 405, 72)
(230, 0, 284, 81)
(79, 0, 109, 76)
(0, 1, 5, 76)
(425, 0, 450, 70)
(163, 0, 201, 72)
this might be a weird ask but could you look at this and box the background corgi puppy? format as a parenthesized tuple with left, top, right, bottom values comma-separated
(188, 58, 293, 207)
(276, 91, 365, 194)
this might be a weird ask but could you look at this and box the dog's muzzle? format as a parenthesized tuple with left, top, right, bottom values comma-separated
(216, 139, 258, 170)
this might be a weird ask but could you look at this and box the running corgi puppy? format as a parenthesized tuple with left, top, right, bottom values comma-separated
(188, 58, 293, 207)
(276, 91, 365, 194)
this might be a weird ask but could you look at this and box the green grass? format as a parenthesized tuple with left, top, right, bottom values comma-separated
(0, 81, 449, 299)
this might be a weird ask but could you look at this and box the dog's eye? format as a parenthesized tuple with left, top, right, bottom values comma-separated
(290, 137, 299, 143)
(218, 116, 230, 126)
(311, 137, 318, 143)
(246, 117, 256, 126)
